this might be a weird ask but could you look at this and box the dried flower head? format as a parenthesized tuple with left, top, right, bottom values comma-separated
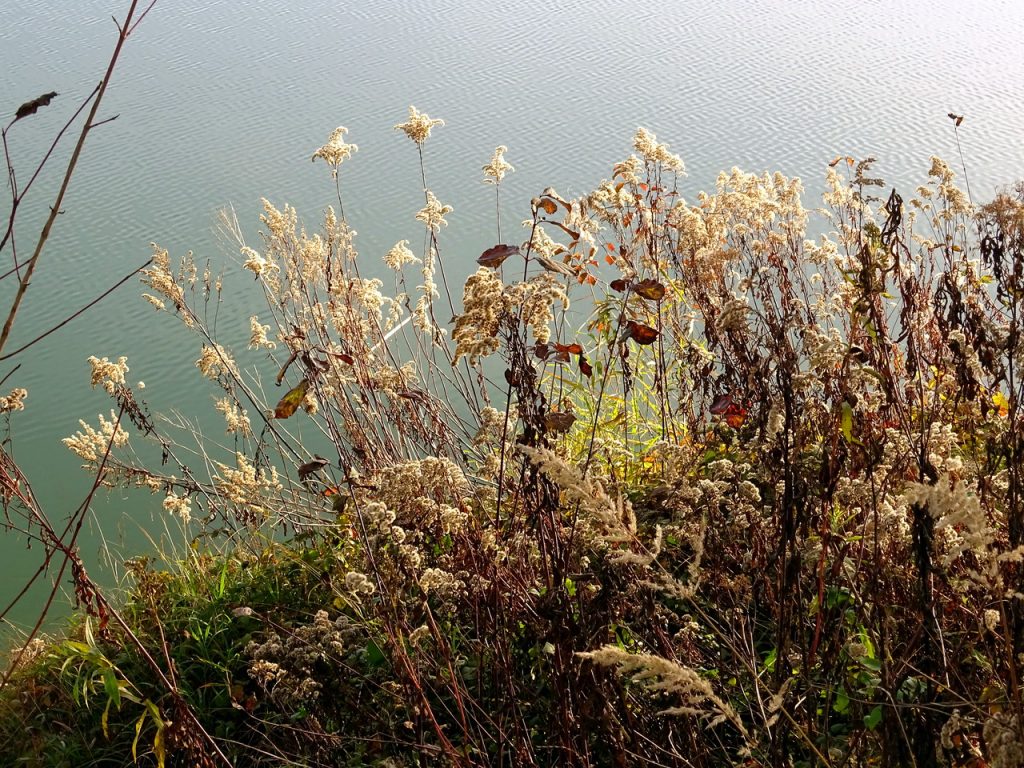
(383, 240, 419, 270)
(452, 267, 506, 365)
(62, 411, 129, 464)
(162, 492, 192, 524)
(0, 387, 28, 414)
(483, 145, 514, 184)
(196, 343, 239, 382)
(633, 127, 685, 173)
(248, 316, 276, 350)
(311, 126, 357, 176)
(87, 355, 129, 395)
(415, 190, 453, 231)
(215, 397, 252, 436)
(394, 106, 444, 145)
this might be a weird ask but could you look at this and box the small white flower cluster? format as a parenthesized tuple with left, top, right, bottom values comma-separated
(161, 492, 192, 524)
(196, 343, 239, 382)
(0, 387, 27, 414)
(632, 127, 685, 173)
(87, 355, 129, 394)
(248, 316, 276, 350)
(415, 190, 453, 232)
(62, 411, 129, 463)
(213, 452, 283, 519)
(383, 240, 419, 270)
(394, 106, 444, 145)
(214, 397, 251, 436)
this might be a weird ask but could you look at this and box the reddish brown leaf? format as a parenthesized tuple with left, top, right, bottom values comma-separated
(546, 220, 580, 240)
(534, 342, 550, 359)
(625, 321, 659, 345)
(544, 411, 576, 433)
(633, 278, 666, 301)
(274, 378, 310, 419)
(724, 408, 748, 429)
(554, 343, 583, 355)
(579, 356, 593, 377)
(331, 352, 354, 365)
(605, 254, 615, 266)
(710, 393, 748, 428)
(478, 244, 519, 268)
(610, 278, 631, 292)
(541, 187, 571, 210)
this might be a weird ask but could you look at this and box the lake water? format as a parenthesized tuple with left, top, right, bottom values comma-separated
(2, 0, 1023, 628)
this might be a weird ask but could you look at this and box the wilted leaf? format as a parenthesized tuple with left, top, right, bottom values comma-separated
(579, 356, 593, 377)
(624, 321, 659, 345)
(541, 187, 571, 210)
(276, 350, 299, 386)
(546, 220, 580, 240)
(478, 244, 519, 268)
(331, 351, 354, 364)
(274, 378, 310, 419)
(554, 342, 584, 355)
(534, 197, 558, 215)
(633, 278, 666, 301)
(14, 91, 57, 121)
(298, 456, 330, 480)
(534, 342, 550, 359)
(536, 255, 576, 276)
(544, 411, 576, 433)
(610, 278, 631, 292)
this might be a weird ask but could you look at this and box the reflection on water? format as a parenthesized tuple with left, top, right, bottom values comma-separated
(1, 0, 1022, 623)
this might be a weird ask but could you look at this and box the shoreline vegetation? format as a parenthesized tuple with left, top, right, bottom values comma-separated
(1, 107, 1023, 766)
(2, 9, 1024, 764)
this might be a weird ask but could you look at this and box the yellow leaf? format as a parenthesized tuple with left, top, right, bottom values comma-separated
(274, 378, 310, 419)
(993, 390, 1010, 417)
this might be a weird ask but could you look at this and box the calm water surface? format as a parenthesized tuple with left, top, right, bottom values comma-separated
(2, 0, 1022, 626)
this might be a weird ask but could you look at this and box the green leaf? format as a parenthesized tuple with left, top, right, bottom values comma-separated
(364, 638, 387, 668)
(834, 689, 850, 714)
(840, 401, 854, 444)
(864, 705, 883, 730)
(102, 668, 121, 708)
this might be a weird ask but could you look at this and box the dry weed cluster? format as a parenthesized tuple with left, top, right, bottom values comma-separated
(3, 106, 1024, 768)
